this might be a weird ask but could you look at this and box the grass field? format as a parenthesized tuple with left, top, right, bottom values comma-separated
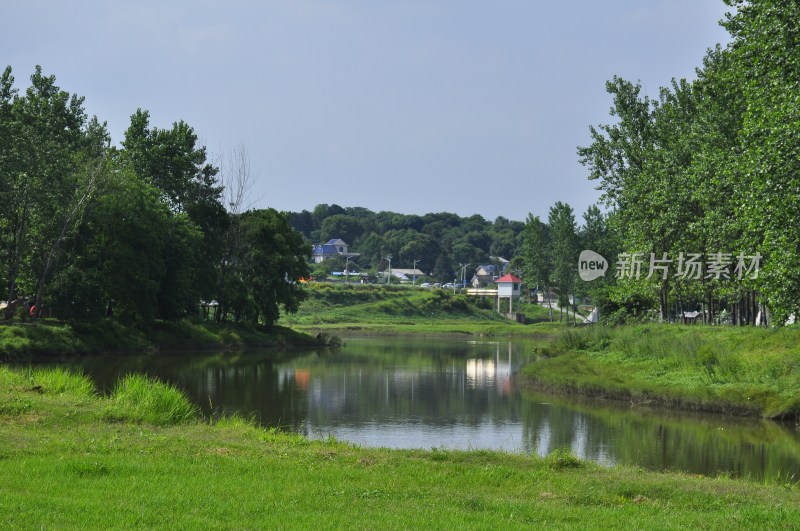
(1, 365, 798, 529)
(523, 324, 800, 419)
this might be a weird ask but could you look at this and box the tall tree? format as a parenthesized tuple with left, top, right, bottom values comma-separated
(0, 66, 95, 317)
(240, 209, 310, 326)
(121, 109, 227, 319)
(548, 202, 578, 321)
(724, 0, 800, 323)
(521, 214, 553, 320)
(75, 170, 174, 321)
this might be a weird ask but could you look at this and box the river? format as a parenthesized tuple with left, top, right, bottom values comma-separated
(35, 336, 800, 483)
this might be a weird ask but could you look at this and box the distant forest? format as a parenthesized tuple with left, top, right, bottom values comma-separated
(286, 202, 601, 285)
(288, 204, 525, 279)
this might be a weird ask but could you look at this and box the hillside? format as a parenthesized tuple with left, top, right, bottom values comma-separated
(279, 283, 557, 336)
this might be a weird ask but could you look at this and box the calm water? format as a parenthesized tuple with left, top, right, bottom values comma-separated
(35, 336, 800, 483)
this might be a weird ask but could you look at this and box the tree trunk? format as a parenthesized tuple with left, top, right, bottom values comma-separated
(32, 168, 99, 313)
(5, 186, 30, 320)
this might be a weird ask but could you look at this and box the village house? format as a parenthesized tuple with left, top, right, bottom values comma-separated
(311, 239, 358, 263)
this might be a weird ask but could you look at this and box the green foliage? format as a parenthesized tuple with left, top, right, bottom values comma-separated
(577, 2, 800, 324)
(0, 66, 312, 327)
(548, 202, 578, 312)
(86, 172, 172, 321)
(289, 205, 524, 282)
(0, 65, 104, 316)
(239, 209, 310, 326)
(0, 321, 133, 358)
(723, 0, 800, 323)
(279, 283, 548, 336)
(320, 214, 366, 244)
(520, 214, 551, 293)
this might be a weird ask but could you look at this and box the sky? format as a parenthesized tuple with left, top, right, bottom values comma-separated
(3, 0, 732, 223)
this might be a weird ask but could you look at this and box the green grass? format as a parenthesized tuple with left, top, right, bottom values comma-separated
(0, 319, 150, 358)
(0, 319, 323, 359)
(279, 283, 562, 337)
(104, 373, 199, 425)
(138, 319, 322, 349)
(525, 324, 800, 419)
(1, 366, 798, 528)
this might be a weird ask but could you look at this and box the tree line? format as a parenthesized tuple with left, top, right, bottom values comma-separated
(0, 66, 309, 325)
(287, 204, 527, 282)
(574, 0, 800, 325)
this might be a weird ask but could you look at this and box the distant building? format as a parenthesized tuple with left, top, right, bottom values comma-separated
(470, 258, 511, 288)
(392, 267, 425, 282)
(311, 239, 358, 263)
(496, 273, 524, 316)
(471, 264, 498, 287)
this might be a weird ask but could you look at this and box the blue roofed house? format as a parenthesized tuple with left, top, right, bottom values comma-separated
(311, 239, 353, 263)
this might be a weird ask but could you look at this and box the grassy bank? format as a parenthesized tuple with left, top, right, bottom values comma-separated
(1, 366, 798, 528)
(280, 283, 561, 336)
(523, 324, 800, 419)
(0, 319, 324, 360)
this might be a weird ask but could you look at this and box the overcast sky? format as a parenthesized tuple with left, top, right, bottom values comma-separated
(4, 1, 732, 222)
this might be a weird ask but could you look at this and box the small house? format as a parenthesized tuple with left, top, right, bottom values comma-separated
(495, 273, 524, 316)
(311, 239, 357, 263)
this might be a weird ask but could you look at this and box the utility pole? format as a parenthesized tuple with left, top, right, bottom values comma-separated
(412, 259, 420, 285)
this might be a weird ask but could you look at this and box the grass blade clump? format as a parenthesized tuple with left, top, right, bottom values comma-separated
(544, 447, 584, 470)
(106, 373, 198, 425)
(28, 367, 96, 397)
(0, 366, 95, 397)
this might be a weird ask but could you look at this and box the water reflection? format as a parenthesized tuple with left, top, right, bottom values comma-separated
(27, 337, 800, 483)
